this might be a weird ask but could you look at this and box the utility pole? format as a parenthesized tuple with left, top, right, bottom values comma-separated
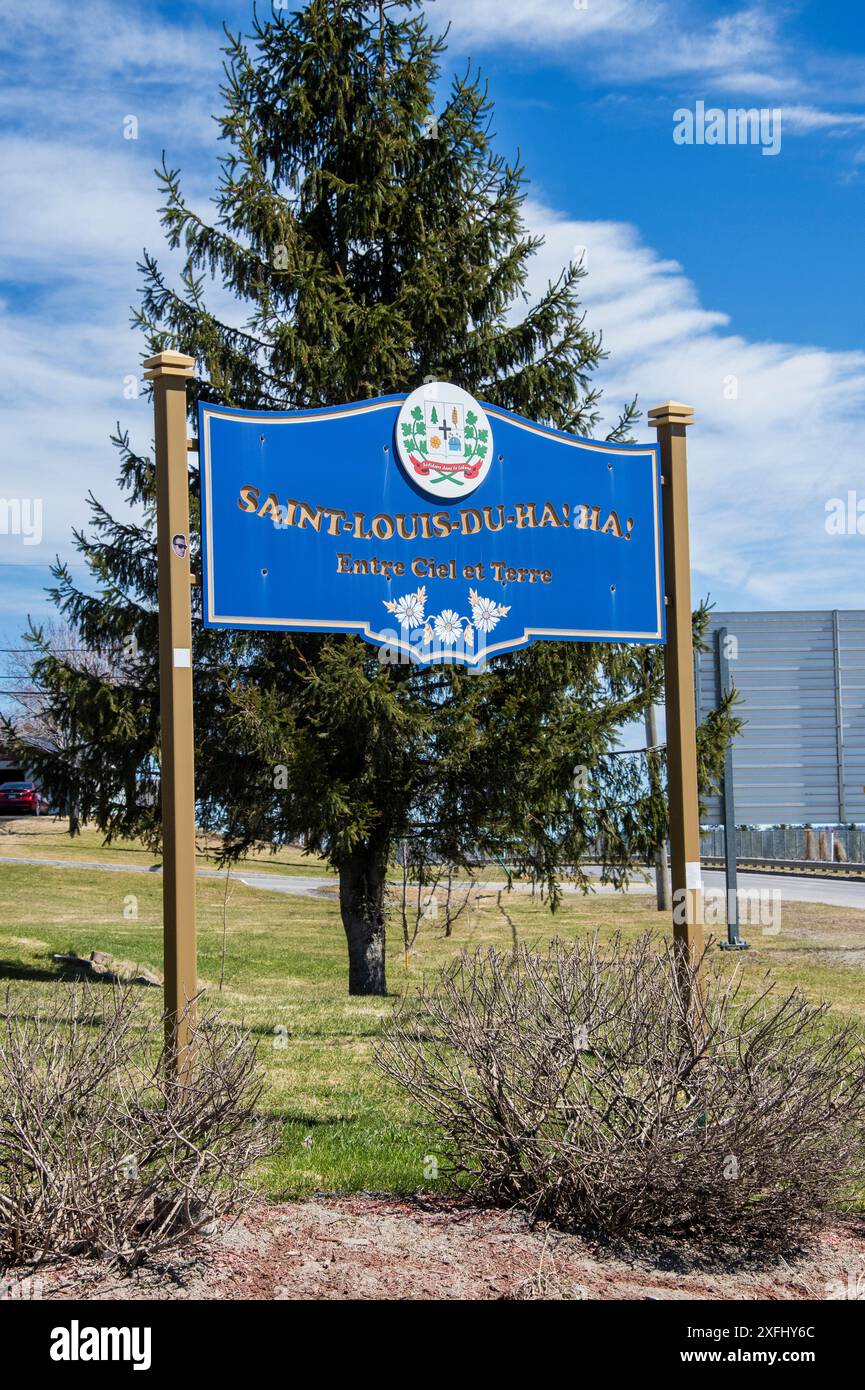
(716, 626, 748, 950)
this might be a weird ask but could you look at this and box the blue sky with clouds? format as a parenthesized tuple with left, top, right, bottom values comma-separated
(0, 0, 863, 659)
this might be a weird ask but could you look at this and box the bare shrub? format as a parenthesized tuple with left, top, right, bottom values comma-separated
(510, 1232, 585, 1300)
(394, 845, 477, 967)
(376, 935, 865, 1247)
(0, 985, 275, 1268)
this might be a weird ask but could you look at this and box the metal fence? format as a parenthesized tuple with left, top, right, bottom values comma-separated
(700, 824, 865, 863)
(696, 610, 865, 828)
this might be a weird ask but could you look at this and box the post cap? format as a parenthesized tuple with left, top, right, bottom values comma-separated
(143, 350, 196, 381)
(647, 401, 695, 427)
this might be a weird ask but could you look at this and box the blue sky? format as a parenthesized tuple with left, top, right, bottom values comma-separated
(0, 0, 863, 664)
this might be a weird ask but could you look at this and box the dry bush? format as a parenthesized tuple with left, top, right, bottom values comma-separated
(0, 985, 275, 1268)
(377, 934, 865, 1247)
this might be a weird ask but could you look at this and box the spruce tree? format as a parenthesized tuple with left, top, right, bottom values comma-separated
(9, 1, 737, 994)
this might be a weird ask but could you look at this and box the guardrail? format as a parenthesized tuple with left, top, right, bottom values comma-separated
(701, 855, 865, 875)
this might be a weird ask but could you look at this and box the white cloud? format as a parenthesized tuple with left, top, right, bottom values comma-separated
(432, 0, 865, 130)
(646, 6, 782, 80)
(0, 0, 227, 158)
(0, 0, 220, 82)
(0, 140, 168, 582)
(782, 106, 865, 134)
(430, 0, 661, 46)
(0, 140, 162, 280)
(522, 201, 865, 609)
(0, 133, 251, 589)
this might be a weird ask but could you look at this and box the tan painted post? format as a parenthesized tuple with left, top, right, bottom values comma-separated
(143, 350, 197, 1071)
(648, 401, 704, 990)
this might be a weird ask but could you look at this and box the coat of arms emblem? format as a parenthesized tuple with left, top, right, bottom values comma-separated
(395, 382, 493, 499)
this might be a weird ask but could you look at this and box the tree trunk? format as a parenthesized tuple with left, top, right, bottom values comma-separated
(339, 848, 388, 995)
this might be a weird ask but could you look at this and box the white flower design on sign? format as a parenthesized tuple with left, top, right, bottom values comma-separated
(383, 587, 511, 647)
(433, 609, 463, 646)
(390, 587, 426, 627)
(468, 589, 510, 633)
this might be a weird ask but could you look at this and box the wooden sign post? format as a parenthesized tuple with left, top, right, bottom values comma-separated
(144, 350, 198, 1072)
(648, 402, 705, 988)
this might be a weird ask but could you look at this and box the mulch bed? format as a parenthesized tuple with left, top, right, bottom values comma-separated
(9, 1195, 865, 1301)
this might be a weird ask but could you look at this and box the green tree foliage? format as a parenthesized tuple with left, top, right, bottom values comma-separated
(6, 2, 739, 994)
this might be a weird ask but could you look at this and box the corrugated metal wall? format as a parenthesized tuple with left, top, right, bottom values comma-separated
(696, 611, 865, 826)
(840, 611, 865, 823)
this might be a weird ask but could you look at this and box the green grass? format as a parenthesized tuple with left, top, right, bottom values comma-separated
(1, 821, 864, 1198)
(0, 816, 335, 877)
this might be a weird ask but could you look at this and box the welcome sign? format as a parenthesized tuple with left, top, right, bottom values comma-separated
(198, 383, 664, 665)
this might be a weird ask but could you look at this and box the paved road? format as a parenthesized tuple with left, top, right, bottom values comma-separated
(235, 872, 336, 897)
(2, 854, 864, 911)
(242, 867, 865, 911)
(584, 865, 865, 912)
(701, 867, 865, 911)
(0, 854, 335, 894)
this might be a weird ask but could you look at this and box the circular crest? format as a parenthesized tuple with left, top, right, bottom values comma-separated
(395, 382, 493, 500)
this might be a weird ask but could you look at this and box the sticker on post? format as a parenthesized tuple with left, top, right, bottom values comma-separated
(173, 647, 191, 668)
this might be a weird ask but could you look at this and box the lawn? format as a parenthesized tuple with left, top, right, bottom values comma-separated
(1, 817, 864, 1199)
(0, 816, 336, 877)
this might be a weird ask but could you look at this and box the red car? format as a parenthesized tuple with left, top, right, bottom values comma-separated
(0, 781, 50, 816)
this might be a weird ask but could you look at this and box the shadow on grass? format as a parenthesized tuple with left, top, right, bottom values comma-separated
(269, 1111, 340, 1128)
(0, 958, 66, 983)
(244, 1021, 393, 1045)
(0, 959, 160, 989)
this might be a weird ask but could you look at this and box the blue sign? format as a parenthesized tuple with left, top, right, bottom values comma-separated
(199, 383, 664, 666)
